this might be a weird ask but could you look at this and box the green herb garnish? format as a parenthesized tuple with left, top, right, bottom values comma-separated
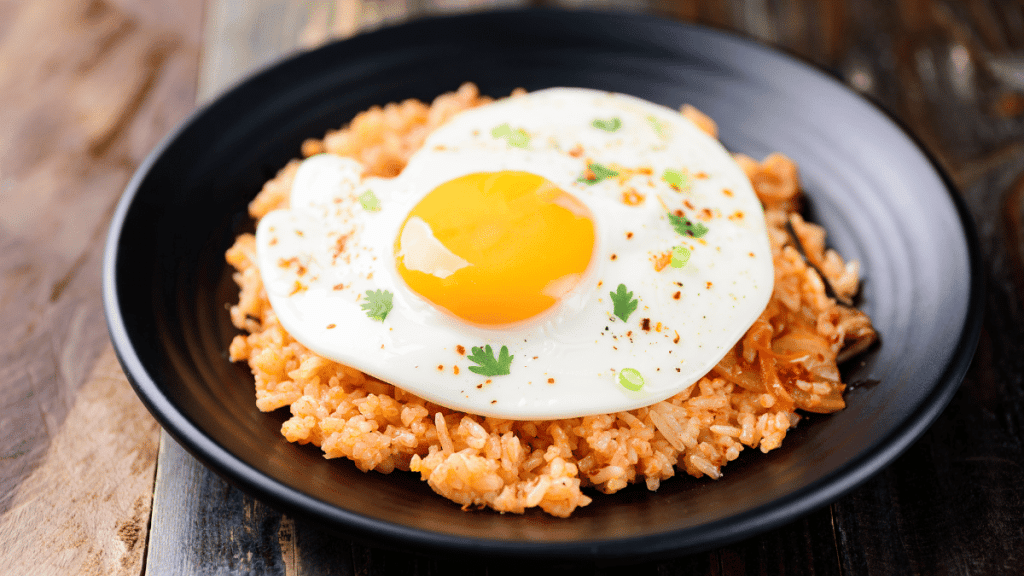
(647, 115, 667, 138)
(360, 289, 393, 322)
(668, 212, 709, 238)
(592, 117, 622, 132)
(578, 162, 619, 185)
(662, 169, 690, 191)
(491, 123, 530, 148)
(359, 190, 381, 212)
(671, 245, 691, 268)
(467, 345, 514, 377)
(618, 368, 645, 391)
(609, 283, 639, 322)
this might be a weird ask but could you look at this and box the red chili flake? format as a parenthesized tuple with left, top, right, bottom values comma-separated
(695, 171, 709, 179)
(332, 233, 351, 259)
(477, 383, 483, 389)
(749, 252, 755, 257)
(621, 188, 645, 206)
(700, 207, 713, 220)
(454, 366, 460, 375)
(723, 188, 734, 197)
(610, 254, 618, 261)
(684, 200, 695, 210)
(333, 283, 345, 290)
(547, 378, 555, 384)
(652, 251, 672, 271)
(456, 345, 465, 355)
(491, 400, 497, 404)
(437, 365, 444, 371)
(706, 281, 713, 289)
(673, 291, 681, 300)
(326, 323, 336, 329)
(641, 318, 651, 331)
(674, 331, 680, 344)
(626, 232, 634, 239)
(568, 144, 584, 158)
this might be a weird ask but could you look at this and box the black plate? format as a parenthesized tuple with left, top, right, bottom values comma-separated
(102, 10, 983, 560)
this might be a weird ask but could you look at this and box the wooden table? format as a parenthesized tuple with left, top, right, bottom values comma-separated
(2, 0, 1022, 573)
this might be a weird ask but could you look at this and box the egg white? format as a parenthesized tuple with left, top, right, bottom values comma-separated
(254, 87, 774, 419)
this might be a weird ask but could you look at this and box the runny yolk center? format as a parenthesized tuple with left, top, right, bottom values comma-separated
(395, 171, 596, 326)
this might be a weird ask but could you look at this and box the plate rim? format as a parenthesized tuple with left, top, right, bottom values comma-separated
(102, 8, 985, 559)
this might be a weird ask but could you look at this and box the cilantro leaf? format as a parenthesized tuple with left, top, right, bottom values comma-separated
(467, 345, 513, 377)
(662, 169, 690, 191)
(359, 190, 381, 212)
(360, 289, 393, 322)
(671, 245, 691, 268)
(578, 162, 619, 185)
(668, 212, 709, 238)
(592, 117, 622, 132)
(491, 123, 530, 148)
(609, 283, 639, 322)
(618, 368, 645, 391)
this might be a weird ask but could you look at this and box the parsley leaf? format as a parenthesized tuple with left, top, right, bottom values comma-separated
(592, 117, 622, 132)
(359, 190, 381, 212)
(360, 289, 393, 322)
(662, 169, 690, 191)
(618, 368, 645, 391)
(609, 283, 639, 322)
(491, 123, 530, 148)
(671, 245, 691, 268)
(578, 162, 619, 185)
(668, 212, 709, 238)
(467, 345, 513, 376)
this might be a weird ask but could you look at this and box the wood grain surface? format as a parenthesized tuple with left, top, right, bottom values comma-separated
(2, 0, 1023, 574)
(0, 0, 201, 573)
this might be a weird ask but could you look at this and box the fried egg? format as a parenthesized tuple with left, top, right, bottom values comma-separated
(254, 87, 773, 419)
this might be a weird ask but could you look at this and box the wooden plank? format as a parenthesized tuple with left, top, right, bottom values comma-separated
(0, 0, 202, 574)
(146, 433, 291, 575)
(0, 348, 161, 576)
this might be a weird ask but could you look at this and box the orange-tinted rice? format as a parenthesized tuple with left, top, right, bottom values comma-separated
(226, 83, 877, 517)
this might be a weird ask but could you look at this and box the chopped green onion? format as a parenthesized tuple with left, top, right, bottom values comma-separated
(618, 368, 645, 391)
(671, 245, 691, 268)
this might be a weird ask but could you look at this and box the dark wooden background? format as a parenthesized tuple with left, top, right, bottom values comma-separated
(1, 0, 1022, 574)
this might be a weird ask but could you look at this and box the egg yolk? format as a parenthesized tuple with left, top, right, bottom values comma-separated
(395, 171, 595, 326)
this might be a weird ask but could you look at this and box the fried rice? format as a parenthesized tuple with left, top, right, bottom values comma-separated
(225, 83, 877, 517)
